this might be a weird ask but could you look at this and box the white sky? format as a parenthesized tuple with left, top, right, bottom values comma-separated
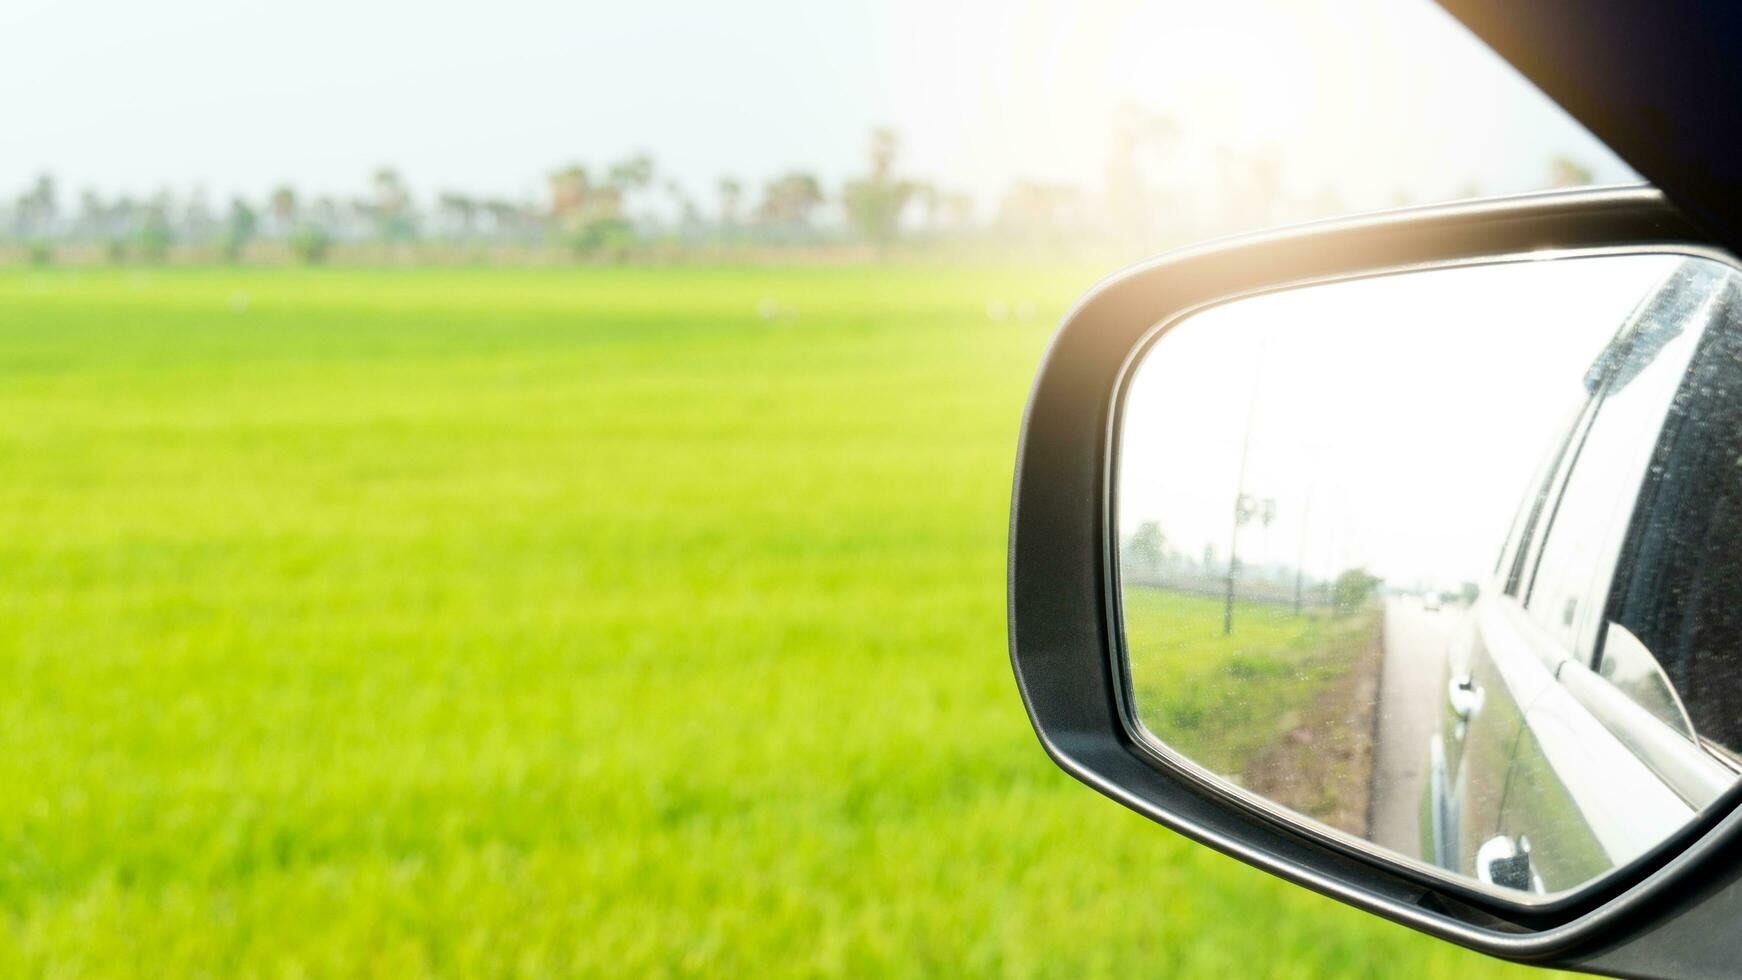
(0, 0, 1632, 210)
(1118, 255, 1684, 591)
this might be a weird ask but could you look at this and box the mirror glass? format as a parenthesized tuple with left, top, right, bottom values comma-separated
(1116, 254, 1742, 901)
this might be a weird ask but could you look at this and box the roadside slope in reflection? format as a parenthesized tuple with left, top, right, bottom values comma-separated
(1124, 588, 1382, 837)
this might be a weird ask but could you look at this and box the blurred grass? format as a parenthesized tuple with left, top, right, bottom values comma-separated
(0, 266, 1551, 977)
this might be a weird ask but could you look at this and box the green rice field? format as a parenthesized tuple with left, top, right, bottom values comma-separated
(0, 266, 1552, 977)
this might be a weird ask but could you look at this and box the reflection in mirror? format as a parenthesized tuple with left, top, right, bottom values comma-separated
(1116, 255, 1742, 901)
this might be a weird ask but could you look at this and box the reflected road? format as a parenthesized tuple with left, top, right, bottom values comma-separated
(1369, 596, 1465, 858)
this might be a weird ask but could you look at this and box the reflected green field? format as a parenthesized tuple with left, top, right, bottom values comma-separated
(1124, 590, 1376, 769)
(0, 267, 1552, 976)
(1123, 589, 1383, 835)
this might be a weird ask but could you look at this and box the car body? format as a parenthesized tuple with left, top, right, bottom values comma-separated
(1423, 258, 1742, 895)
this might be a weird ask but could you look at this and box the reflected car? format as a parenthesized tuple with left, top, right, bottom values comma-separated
(1423, 258, 1742, 895)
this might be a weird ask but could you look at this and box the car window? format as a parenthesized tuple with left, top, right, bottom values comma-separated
(1501, 400, 1592, 598)
(1524, 264, 1712, 660)
(1607, 271, 1742, 753)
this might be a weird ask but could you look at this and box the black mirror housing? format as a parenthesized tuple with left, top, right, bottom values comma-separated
(1007, 186, 1742, 977)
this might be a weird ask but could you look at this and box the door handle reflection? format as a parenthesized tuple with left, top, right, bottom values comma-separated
(1449, 673, 1484, 722)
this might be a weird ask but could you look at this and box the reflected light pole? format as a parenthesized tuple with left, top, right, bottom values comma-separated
(1223, 334, 1270, 636)
(1294, 460, 1316, 617)
(1223, 405, 1260, 637)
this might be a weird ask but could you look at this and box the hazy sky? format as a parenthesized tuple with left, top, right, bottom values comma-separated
(2, 0, 1633, 211)
(1119, 255, 1689, 590)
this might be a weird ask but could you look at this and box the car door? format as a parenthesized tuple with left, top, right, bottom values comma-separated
(1434, 398, 1587, 882)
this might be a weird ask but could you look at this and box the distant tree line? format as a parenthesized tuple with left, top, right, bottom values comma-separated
(4, 127, 964, 265)
(1, 118, 1603, 266)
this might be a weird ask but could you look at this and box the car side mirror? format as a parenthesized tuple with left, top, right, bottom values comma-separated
(1008, 188, 1742, 977)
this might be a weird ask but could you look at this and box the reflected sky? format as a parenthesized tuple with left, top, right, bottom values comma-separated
(1119, 255, 1681, 590)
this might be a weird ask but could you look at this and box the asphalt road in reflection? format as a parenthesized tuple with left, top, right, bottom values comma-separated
(1369, 596, 1465, 858)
